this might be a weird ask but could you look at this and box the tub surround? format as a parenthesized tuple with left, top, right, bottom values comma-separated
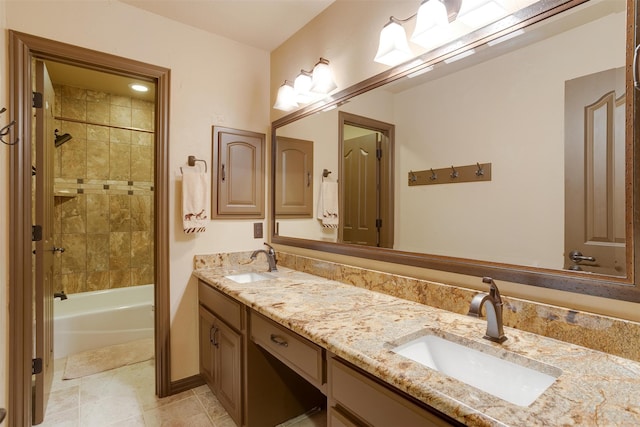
(194, 254, 640, 426)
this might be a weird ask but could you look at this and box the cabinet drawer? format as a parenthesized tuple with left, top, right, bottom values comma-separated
(250, 312, 324, 389)
(198, 281, 242, 331)
(329, 357, 456, 427)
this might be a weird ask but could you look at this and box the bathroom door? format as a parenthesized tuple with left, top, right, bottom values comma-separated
(33, 60, 56, 424)
(342, 133, 379, 246)
(564, 67, 626, 276)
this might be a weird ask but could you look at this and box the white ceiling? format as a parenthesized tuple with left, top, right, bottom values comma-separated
(119, 0, 336, 52)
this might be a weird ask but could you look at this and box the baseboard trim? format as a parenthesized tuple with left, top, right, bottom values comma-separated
(170, 374, 206, 395)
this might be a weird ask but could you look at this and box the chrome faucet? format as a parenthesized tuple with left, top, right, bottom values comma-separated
(468, 277, 507, 343)
(250, 242, 278, 272)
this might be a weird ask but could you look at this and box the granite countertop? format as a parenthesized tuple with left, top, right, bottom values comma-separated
(194, 265, 640, 427)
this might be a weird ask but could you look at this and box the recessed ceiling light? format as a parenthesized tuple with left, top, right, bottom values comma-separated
(129, 83, 149, 93)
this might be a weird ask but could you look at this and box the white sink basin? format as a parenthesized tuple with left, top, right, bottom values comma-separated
(225, 272, 275, 284)
(391, 332, 561, 406)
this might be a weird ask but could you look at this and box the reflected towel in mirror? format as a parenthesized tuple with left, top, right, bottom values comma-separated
(182, 168, 210, 233)
(317, 180, 339, 228)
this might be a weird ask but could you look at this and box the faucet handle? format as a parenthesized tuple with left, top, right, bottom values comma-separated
(482, 277, 502, 304)
(263, 242, 277, 260)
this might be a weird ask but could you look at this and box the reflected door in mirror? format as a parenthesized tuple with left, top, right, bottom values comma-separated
(564, 67, 626, 275)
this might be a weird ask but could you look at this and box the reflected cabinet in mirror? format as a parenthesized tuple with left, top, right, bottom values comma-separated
(271, 0, 640, 302)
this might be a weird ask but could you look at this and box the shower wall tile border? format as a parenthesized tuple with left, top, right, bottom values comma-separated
(54, 178, 153, 196)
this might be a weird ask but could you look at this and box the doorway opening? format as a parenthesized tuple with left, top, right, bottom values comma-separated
(9, 31, 171, 427)
(338, 112, 394, 248)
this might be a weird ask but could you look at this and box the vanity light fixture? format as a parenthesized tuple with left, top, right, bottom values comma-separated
(410, 0, 451, 49)
(374, 19, 414, 66)
(374, 0, 455, 66)
(294, 69, 315, 103)
(273, 58, 338, 111)
(273, 80, 299, 112)
(310, 58, 338, 94)
(373, 0, 508, 67)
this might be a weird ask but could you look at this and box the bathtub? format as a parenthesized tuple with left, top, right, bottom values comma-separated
(54, 284, 154, 359)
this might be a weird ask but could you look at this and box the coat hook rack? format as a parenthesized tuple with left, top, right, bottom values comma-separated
(0, 107, 19, 146)
(408, 162, 492, 186)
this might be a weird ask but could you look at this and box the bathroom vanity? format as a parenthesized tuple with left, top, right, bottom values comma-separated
(194, 261, 640, 426)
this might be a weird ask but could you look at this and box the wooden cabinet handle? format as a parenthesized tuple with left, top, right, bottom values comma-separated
(270, 334, 288, 347)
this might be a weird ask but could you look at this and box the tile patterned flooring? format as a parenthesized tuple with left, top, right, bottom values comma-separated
(42, 357, 325, 427)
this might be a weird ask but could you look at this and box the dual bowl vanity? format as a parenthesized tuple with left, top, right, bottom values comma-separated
(194, 260, 640, 426)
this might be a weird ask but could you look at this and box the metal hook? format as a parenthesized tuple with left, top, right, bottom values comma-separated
(430, 168, 437, 181)
(0, 108, 19, 146)
(409, 171, 417, 183)
(450, 165, 458, 179)
(475, 162, 484, 176)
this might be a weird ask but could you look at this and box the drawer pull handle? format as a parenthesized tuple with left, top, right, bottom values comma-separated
(211, 326, 219, 348)
(270, 334, 289, 347)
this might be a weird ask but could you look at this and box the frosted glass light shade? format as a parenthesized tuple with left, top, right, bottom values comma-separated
(410, 0, 450, 49)
(310, 59, 337, 94)
(294, 70, 315, 103)
(273, 81, 298, 111)
(374, 21, 413, 66)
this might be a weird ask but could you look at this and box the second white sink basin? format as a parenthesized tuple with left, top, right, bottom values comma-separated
(391, 332, 561, 406)
(225, 272, 275, 284)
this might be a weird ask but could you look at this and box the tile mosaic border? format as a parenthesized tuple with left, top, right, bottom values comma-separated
(54, 178, 153, 196)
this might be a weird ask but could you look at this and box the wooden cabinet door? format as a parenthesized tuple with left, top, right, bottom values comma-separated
(215, 319, 243, 424)
(198, 306, 216, 386)
(199, 303, 243, 426)
(275, 136, 314, 217)
(213, 126, 265, 218)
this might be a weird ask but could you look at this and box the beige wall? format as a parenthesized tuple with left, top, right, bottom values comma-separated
(5, 0, 270, 382)
(0, 0, 7, 413)
(271, 1, 640, 322)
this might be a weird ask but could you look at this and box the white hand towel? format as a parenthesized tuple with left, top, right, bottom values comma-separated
(182, 169, 210, 233)
(317, 180, 339, 228)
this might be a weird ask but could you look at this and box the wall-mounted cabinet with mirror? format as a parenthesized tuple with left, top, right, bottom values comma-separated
(271, 0, 640, 302)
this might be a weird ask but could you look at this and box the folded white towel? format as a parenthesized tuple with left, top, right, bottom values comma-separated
(317, 180, 339, 228)
(182, 169, 210, 233)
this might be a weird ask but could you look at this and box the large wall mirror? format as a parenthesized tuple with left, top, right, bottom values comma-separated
(271, 0, 640, 302)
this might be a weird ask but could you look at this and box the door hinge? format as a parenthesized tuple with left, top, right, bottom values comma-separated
(32, 225, 42, 242)
(376, 148, 382, 160)
(32, 92, 43, 109)
(376, 218, 382, 229)
(32, 358, 43, 375)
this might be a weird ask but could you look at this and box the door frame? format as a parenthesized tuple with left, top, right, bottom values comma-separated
(8, 30, 172, 426)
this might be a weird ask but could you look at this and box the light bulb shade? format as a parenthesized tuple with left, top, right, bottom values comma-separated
(410, 0, 450, 49)
(310, 59, 337, 94)
(294, 70, 315, 103)
(374, 21, 413, 66)
(273, 81, 298, 111)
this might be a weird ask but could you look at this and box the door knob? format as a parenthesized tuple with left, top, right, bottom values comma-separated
(569, 250, 595, 263)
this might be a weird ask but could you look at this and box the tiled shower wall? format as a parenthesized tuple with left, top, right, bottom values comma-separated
(53, 84, 155, 294)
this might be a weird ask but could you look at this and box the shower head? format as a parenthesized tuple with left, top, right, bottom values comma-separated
(54, 129, 72, 147)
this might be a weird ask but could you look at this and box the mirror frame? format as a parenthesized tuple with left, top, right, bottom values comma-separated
(271, 0, 640, 302)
